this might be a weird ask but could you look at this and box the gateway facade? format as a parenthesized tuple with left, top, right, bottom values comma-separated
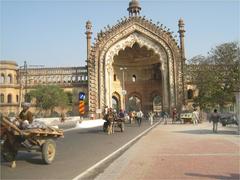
(87, 0, 186, 115)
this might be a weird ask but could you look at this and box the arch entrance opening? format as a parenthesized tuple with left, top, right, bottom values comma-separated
(111, 42, 164, 113)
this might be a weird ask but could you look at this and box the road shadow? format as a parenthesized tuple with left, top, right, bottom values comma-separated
(77, 129, 105, 135)
(175, 129, 238, 136)
(76, 128, 125, 135)
(185, 172, 240, 179)
(1, 151, 45, 166)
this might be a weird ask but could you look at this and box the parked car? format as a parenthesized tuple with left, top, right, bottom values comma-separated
(219, 113, 239, 126)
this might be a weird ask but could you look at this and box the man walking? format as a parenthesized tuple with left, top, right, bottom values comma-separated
(161, 110, 168, 124)
(210, 109, 220, 133)
(148, 111, 153, 125)
(192, 109, 199, 125)
(136, 110, 143, 127)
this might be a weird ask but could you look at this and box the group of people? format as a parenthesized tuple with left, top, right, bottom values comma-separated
(103, 107, 145, 127)
(128, 110, 144, 126)
(171, 107, 222, 133)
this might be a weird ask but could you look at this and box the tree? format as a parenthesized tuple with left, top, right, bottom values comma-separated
(29, 85, 69, 116)
(187, 42, 240, 110)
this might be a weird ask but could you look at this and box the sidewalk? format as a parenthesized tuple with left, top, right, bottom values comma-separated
(96, 122, 240, 180)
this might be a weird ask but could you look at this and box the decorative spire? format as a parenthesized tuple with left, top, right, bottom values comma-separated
(85, 20, 92, 62)
(85, 20, 92, 34)
(178, 18, 185, 34)
(178, 18, 185, 59)
(178, 18, 186, 105)
(127, 0, 141, 17)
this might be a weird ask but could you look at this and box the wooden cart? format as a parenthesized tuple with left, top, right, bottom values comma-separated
(103, 117, 125, 133)
(0, 116, 64, 164)
(113, 118, 125, 132)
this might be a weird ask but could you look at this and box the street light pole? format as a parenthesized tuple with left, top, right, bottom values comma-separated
(18, 67, 23, 112)
(24, 61, 28, 102)
(120, 67, 127, 111)
(18, 61, 44, 109)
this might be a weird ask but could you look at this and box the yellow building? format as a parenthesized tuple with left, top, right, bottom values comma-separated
(0, 60, 88, 117)
(0, 61, 19, 116)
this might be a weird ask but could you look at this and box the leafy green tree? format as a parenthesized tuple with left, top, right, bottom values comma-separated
(187, 42, 240, 110)
(29, 85, 69, 116)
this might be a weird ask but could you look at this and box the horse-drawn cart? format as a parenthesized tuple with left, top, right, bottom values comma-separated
(103, 117, 125, 134)
(0, 116, 64, 165)
(113, 118, 125, 132)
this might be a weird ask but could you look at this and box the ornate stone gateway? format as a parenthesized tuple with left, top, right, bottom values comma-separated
(86, 0, 186, 115)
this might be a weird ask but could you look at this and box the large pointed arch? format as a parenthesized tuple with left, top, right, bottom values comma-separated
(88, 18, 183, 115)
(98, 28, 175, 111)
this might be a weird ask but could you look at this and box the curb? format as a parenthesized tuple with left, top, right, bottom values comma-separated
(72, 120, 161, 180)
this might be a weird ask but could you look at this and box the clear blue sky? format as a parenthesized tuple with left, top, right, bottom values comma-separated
(1, 0, 239, 67)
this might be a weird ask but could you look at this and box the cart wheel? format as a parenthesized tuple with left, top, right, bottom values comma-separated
(2, 140, 18, 162)
(42, 140, 56, 164)
(121, 122, 124, 132)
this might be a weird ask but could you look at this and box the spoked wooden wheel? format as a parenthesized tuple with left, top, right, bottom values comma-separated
(42, 140, 56, 164)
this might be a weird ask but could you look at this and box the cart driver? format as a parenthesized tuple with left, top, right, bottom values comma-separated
(118, 109, 125, 119)
(18, 102, 33, 128)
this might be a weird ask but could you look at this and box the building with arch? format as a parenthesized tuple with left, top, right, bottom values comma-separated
(86, 0, 186, 115)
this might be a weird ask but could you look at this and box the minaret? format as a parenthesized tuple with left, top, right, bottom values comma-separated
(178, 18, 186, 61)
(178, 18, 186, 104)
(85, 20, 92, 61)
(127, 0, 141, 17)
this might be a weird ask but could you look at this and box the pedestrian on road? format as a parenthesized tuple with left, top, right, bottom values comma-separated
(136, 110, 143, 127)
(172, 107, 177, 124)
(161, 110, 168, 124)
(192, 109, 199, 125)
(210, 109, 220, 133)
(148, 111, 153, 125)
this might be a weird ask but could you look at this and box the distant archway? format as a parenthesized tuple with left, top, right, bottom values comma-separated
(153, 95, 162, 112)
(187, 89, 193, 99)
(127, 95, 142, 112)
(112, 96, 119, 112)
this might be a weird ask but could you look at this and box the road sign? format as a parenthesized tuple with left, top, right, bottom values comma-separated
(79, 92, 86, 100)
(79, 100, 85, 115)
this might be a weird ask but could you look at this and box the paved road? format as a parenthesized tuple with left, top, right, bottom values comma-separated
(1, 119, 155, 180)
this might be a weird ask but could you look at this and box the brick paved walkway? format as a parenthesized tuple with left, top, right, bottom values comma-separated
(96, 122, 240, 180)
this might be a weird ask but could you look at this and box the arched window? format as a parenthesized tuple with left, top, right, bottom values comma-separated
(0, 74, 5, 84)
(0, 94, 4, 103)
(132, 75, 136, 82)
(7, 94, 12, 103)
(14, 75, 17, 84)
(72, 76, 76, 82)
(113, 74, 117, 81)
(7, 74, 12, 84)
(112, 96, 119, 112)
(187, 89, 194, 99)
(16, 95, 19, 103)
